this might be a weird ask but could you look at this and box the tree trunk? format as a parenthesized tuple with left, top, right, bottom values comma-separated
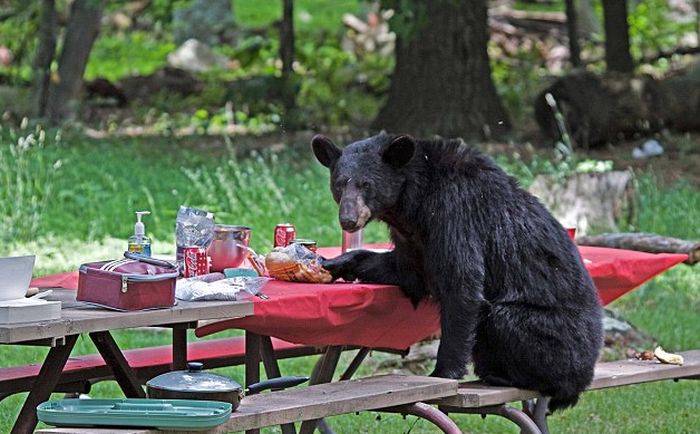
(279, 0, 295, 110)
(576, 0, 601, 38)
(45, 0, 105, 123)
(602, 0, 634, 73)
(564, 0, 581, 67)
(32, 0, 57, 117)
(372, 0, 510, 140)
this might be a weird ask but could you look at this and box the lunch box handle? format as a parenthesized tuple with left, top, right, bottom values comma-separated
(123, 251, 178, 270)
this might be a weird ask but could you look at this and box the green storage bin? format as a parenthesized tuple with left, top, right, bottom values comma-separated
(37, 398, 232, 431)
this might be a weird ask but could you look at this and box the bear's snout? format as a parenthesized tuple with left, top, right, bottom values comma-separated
(339, 190, 371, 231)
(340, 217, 359, 231)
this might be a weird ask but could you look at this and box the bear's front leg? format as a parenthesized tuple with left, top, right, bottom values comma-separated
(322, 249, 400, 284)
(431, 295, 485, 379)
(427, 233, 487, 380)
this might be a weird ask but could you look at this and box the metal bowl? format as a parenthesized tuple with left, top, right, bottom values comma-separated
(207, 225, 251, 272)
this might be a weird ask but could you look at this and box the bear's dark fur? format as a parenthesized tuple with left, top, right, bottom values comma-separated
(312, 133, 603, 412)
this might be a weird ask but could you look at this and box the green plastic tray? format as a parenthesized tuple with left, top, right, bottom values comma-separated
(37, 398, 232, 430)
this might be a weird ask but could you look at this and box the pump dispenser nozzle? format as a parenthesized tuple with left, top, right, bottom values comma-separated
(128, 210, 152, 257)
(134, 211, 151, 236)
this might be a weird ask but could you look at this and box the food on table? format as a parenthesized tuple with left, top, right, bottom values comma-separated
(653, 346, 684, 365)
(265, 243, 332, 283)
(634, 350, 655, 361)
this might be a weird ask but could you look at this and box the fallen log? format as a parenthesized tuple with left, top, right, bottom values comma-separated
(535, 67, 700, 147)
(576, 233, 700, 265)
(534, 71, 665, 147)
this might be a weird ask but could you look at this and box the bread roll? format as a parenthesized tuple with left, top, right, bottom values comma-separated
(265, 244, 332, 283)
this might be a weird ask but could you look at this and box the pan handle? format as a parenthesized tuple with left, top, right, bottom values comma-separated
(246, 376, 308, 395)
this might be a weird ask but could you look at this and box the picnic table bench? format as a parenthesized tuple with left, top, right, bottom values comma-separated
(0, 336, 324, 401)
(37, 350, 699, 434)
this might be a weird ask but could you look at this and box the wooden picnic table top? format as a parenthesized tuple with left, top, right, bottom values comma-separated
(0, 288, 253, 344)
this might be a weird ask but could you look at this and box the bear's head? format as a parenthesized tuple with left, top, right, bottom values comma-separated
(311, 133, 416, 232)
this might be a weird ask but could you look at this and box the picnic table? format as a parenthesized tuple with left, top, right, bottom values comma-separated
(196, 244, 689, 349)
(18, 244, 687, 433)
(0, 289, 253, 434)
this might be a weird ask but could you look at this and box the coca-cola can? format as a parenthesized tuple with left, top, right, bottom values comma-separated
(274, 223, 296, 247)
(183, 246, 210, 277)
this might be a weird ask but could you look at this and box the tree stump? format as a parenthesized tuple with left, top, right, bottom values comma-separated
(528, 169, 637, 235)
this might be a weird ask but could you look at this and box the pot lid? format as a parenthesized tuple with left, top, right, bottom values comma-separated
(146, 362, 242, 393)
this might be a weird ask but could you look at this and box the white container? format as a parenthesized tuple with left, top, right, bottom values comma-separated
(0, 255, 35, 301)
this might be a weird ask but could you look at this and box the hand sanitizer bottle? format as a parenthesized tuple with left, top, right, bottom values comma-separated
(128, 211, 152, 257)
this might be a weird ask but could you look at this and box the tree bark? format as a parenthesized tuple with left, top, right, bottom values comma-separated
(564, 0, 581, 67)
(602, 0, 634, 73)
(279, 0, 295, 110)
(576, 233, 700, 265)
(576, 0, 601, 38)
(45, 0, 105, 123)
(32, 0, 57, 117)
(372, 0, 510, 140)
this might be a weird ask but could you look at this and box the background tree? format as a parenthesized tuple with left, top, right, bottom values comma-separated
(280, 0, 295, 111)
(32, 0, 57, 117)
(372, 0, 510, 139)
(602, 0, 634, 73)
(45, 0, 105, 123)
(565, 0, 581, 67)
(576, 0, 601, 39)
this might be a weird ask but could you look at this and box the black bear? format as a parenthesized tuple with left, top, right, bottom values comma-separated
(312, 133, 603, 411)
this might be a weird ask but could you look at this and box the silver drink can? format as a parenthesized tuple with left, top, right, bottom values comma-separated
(341, 229, 363, 253)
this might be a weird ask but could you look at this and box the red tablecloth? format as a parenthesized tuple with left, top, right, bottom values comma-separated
(31, 246, 687, 350)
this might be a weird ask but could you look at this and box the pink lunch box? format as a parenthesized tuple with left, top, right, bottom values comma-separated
(78, 253, 179, 311)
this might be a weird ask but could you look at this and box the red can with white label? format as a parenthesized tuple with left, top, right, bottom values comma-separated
(182, 246, 210, 277)
(274, 223, 296, 247)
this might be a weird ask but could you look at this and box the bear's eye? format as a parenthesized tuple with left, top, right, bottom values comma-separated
(359, 180, 371, 190)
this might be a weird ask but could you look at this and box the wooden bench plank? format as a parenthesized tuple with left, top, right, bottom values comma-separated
(437, 350, 700, 408)
(589, 349, 700, 390)
(36, 375, 459, 434)
(435, 383, 539, 408)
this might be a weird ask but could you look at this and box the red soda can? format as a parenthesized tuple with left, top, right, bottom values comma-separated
(183, 246, 210, 277)
(274, 223, 296, 247)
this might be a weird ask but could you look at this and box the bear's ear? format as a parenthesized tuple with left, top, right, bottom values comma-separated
(381, 135, 416, 169)
(311, 135, 342, 168)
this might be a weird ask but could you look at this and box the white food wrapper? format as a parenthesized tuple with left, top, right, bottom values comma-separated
(176, 276, 269, 301)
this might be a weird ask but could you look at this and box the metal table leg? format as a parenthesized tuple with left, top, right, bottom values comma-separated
(440, 403, 543, 434)
(532, 397, 551, 434)
(11, 334, 78, 434)
(382, 402, 462, 434)
(89, 331, 145, 398)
